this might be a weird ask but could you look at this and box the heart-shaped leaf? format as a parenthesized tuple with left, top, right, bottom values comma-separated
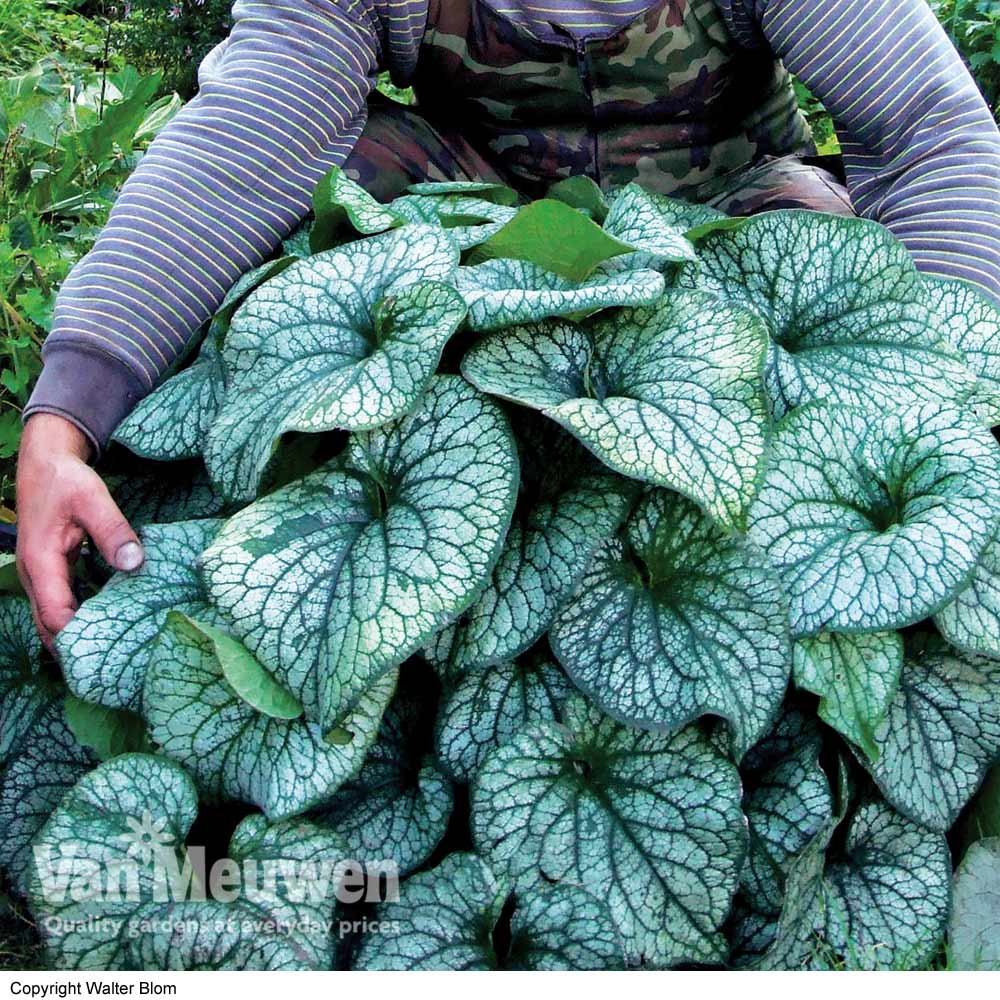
(696, 211, 976, 416)
(202, 377, 518, 733)
(550, 490, 790, 757)
(406, 180, 519, 206)
(454, 258, 665, 332)
(462, 289, 770, 530)
(471, 696, 746, 967)
(546, 176, 609, 222)
(144, 611, 396, 820)
(206, 227, 465, 502)
(950, 837, 1000, 970)
(311, 167, 402, 249)
(57, 520, 223, 712)
(860, 638, 1000, 832)
(354, 852, 623, 970)
(754, 800, 950, 970)
(435, 654, 572, 782)
(793, 632, 903, 761)
(314, 665, 452, 875)
(29, 754, 346, 970)
(748, 403, 1000, 636)
(389, 193, 517, 249)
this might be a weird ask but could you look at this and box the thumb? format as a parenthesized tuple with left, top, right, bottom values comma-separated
(71, 477, 145, 572)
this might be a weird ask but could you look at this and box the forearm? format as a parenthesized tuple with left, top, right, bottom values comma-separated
(25, 0, 403, 453)
(755, 0, 1000, 304)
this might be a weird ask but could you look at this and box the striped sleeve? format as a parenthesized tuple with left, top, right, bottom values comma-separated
(25, 0, 428, 454)
(727, 0, 1000, 305)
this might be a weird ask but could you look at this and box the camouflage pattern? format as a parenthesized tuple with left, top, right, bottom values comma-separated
(400, 0, 814, 198)
(345, 102, 854, 217)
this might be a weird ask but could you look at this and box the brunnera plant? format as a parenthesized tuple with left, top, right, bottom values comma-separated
(3, 171, 1000, 970)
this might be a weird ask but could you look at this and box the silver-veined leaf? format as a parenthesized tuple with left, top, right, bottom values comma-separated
(454, 258, 664, 332)
(0, 595, 50, 765)
(144, 611, 396, 820)
(740, 710, 833, 916)
(748, 403, 1000, 636)
(354, 852, 623, 970)
(860, 639, 1000, 832)
(28, 754, 345, 970)
(0, 701, 94, 895)
(602, 183, 698, 266)
(696, 211, 976, 415)
(793, 632, 903, 761)
(202, 377, 519, 734)
(314, 665, 452, 875)
(206, 227, 465, 502)
(390, 193, 517, 249)
(949, 837, 1000, 970)
(923, 275, 1000, 426)
(935, 532, 1000, 658)
(550, 490, 789, 757)
(434, 654, 572, 782)
(755, 800, 950, 970)
(56, 520, 223, 712)
(406, 180, 519, 205)
(462, 290, 770, 530)
(471, 696, 746, 967)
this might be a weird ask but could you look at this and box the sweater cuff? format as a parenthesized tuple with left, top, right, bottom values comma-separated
(23, 347, 149, 460)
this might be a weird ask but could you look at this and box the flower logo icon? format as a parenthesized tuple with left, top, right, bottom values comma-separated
(118, 810, 175, 864)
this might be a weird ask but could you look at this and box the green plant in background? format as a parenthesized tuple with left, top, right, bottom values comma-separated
(932, 0, 1000, 112)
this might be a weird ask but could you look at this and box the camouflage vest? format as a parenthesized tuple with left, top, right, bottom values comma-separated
(411, 0, 813, 198)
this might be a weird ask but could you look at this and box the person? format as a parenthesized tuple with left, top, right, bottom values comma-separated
(16, 0, 1000, 648)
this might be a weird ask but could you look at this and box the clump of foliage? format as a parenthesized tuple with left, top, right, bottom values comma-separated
(932, 0, 1000, 112)
(3, 172, 1000, 971)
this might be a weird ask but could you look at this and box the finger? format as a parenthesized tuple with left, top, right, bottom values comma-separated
(15, 558, 56, 653)
(70, 479, 144, 572)
(21, 548, 78, 640)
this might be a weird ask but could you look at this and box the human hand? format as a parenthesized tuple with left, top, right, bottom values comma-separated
(15, 413, 144, 651)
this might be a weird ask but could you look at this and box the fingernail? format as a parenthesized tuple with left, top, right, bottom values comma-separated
(115, 541, 144, 572)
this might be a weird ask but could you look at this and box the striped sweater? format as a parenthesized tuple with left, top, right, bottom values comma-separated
(25, 0, 1000, 451)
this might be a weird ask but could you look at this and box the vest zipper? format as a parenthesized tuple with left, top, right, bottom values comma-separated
(574, 39, 600, 189)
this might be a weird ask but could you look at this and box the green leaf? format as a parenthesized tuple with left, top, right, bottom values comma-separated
(860, 640, 1000, 832)
(205, 228, 466, 502)
(113, 337, 225, 463)
(748, 403, 1000, 636)
(602, 183, 699, 266)
(56, 520, 223, 712)
(64, 696, 152, 760)
(950, 837, 1000, 970)
(550, 490, 790, 757)
(389, 193, 517, 249)
(355, 853, 623, 970)
(755, 800, 950, 970)
(0, 595, 49, 766)
(29, 754, 346, 970)
(793, 632, 903, 761)
(202, 377, 518, 733)
(957, 764, 1000, 850)
(0, 554, 23, 596)
(462, 290, 770, 530)
(445, 460, 634, 673)
(740, 710, 834, 916)
(935, 531, 1000, 658)
(314, 665, 451, 875)
(696, 211, 976, 415)
(466, 199, 636, 282)
(144, 611, 395, 820)
(546, 176, 609, 222)
(923, 275, 1000, 426)
(435, 654, 572, 782)
(0, 702, 94, 896)
(454, 258, 665, 332)
(471, 696, 746, 967)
